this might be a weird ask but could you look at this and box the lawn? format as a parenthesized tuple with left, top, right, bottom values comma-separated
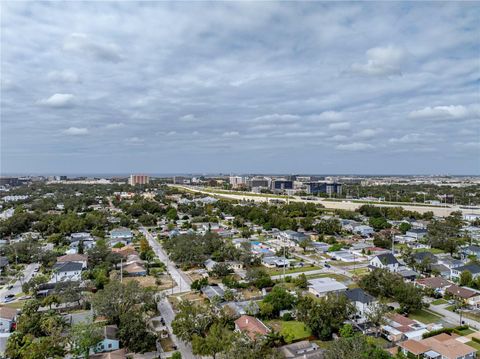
(431, 299, 448, 305)
(349, 268, 369, 276)
(456, 327, 475, 336)
(414, 248, 445, 254)
(466, 341, 480, 351)
(330, 261, 368, 267)
(408, 309, 442, 324)
(306, 273, 349, 282)
(268, 266, 321, 276)
(267, 320, 312, 343)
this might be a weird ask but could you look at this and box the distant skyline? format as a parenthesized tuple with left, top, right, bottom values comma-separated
(1, 2, 479, 175)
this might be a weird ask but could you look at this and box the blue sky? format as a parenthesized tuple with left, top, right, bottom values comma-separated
(1, 2, 479, 175)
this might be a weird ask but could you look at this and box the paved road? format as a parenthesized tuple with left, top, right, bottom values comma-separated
(430, 303, 480, 330)
(139, 227, 195, 359)
(173, 185, 478, 217)
(0, 263, 39, 302)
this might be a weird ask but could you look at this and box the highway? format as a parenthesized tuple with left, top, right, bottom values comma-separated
(173, 185, 480, 217)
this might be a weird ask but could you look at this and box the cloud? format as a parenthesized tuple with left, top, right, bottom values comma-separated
(105, 123, 125, 129)
(328, 122, 351, 130)
(63, 127, 88, 136)
(356, 128, 382, 139)
(125, 136, 144, 144)
(336, 142, 374, 151)
(351, 45, 407, 76)
(310, 111, 343, 122)
(222, 131, 239, 137)
(38, 93, 75, 108)
(47, 70, 80, 83)
(63, 33, 122, 63)
(250, 114, 300, 123)
(179, 114, 197, 122)
(408, 105, 472, 120)
(388, 133, 423, 144)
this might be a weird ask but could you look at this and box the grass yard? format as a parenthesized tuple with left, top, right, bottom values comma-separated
(330, 261, 368, 267)
(349, 268, 369, 276)
(306, 273, 349, 282)
(414, 248, 445, 254)
(466, 341, 480, 351)
(456, 327, 475, 336)
(408, 309, 442, 324)
(2, 301, 24, 310)
(267, 320, 312, 343)
(268, 266, 321, 276)
(431, 299, 448, 305)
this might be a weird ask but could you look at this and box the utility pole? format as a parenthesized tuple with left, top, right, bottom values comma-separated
(120, 258, 123, 283)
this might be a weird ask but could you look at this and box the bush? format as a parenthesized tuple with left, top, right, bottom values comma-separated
(282, 312, 293, 321)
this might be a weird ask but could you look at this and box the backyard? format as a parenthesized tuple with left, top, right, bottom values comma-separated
(267, 320, 312, 343)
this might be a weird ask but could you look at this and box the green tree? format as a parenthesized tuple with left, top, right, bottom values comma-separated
(339, 323, 355, 338)
(460, 270, 473, 287)
(172, 301, 215, 342)
(262, 285, 296, 317)
(68, 321, 103, 359)
(192, 323, 233, 359)
(118, 309, 157, 353)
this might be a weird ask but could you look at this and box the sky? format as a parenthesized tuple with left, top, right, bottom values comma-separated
(1, 2, 479, 175)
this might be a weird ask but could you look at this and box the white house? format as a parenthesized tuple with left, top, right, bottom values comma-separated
(405, 228, 427, 240)
(57, 254, 88, 269)
(344, 288, 378, 324)
(369, 253, 399, 272)
(52, 261, 83, 283)
(0, 307, 17, 333)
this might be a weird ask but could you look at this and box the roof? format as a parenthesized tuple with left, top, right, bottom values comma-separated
(455, 263, 480, 275)
(308, 277, 347, 294)
(416, 277, 453, 289)
(413, 251, 437, 262)
(422, 333, 476, 359)
(344, 288, 375, 304)
(0, 306, 17, 320)
(376, 253, 399, 266)
(89, 348, 125, 359)
(279, 341, 322, 359)
(464, 245, 480, 253)
(201, 285, 225, 299)
(399, 339, 430, 355)
(123, 262, 146, 274)
(234, 315, 270, 340)
(111, 245, 138, 257)
(53, 261, 83, 272)
(446, 284, 477, 299)
(57, 254, 87, 262)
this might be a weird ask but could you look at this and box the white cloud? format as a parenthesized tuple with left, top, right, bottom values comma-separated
(63, 127, 88, 136)
(125, 136, 144, 144)
(47, 70, 80, 83)
(336, 142, 374, 151)
(388, 133, 422, 144)
(63, 33, 122, 63)
(408, 105, 472, 120)
(38, 93, 75, 108)
(250, 114, 300, 123)
(310, 111, 343, 122)
(179, 114, 197, 122)
(105, 122, 125, 129)
(222, 131, 239, 137)
(328, 122, 351, 130)
(356, 128, 382, 139)
(330, 135, 348, 142)
(351, 45, 407, 76)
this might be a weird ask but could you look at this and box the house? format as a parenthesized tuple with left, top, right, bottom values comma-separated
(405, 228, 427, 240)
(122, 262, 147, 276)
(223, 301, 259, 316)
(278, 230, 308, 243)
(451, 263, 480, 280)
(0, 307, 17, 333)
(109, 228, 133, 246)
(201, 285, 225, 301)
(330, 250, 356, 262)
(398, 333, 476, 359)
(57, 254, 88, 269)
(52, 261, 83, 282)
(204, 259, 218, 271)
(92, 325, 120, 354)
(382, 314, 430, 342)
(262, 256, 289, 268)
(462, 245, 480, 259)
(445, 285, 480, 307)
(308, 277, 347, 297)
(311, 242, 330, 253)
(413, 251, 438, 265)
(354, 225, 375, 237)
(0, 256, 8, 274)
(90, 348, 126, 359)
(416, 277, 453, 295)
(344, 288, 377, 324)
(369, 253, 399, 272)
(279, 341, 322, 359)
(226, 261, 243, 270)
(234, 315, 270, 340)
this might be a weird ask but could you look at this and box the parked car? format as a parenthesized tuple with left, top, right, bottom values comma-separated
(4, 294, 15, 303)
(6, 285, 13, 290)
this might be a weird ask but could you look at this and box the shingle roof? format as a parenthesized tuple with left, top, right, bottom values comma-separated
(446, 284, 477, 299)
(344, 288, 375, 304)
(235, 315, 270, 340)
(416, 277, 453, 289)
(53, 261, 83, 272)
(455, 263, 480, 275)
(57, 254, 87, 262)
(376, 253, 399, 265)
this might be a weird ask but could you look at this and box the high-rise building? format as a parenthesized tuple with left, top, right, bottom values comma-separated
(129, 174, 149, 186)
(271, 179, 294, 191)
(229, 176, 245, 189)
(305, 182, 342, 195)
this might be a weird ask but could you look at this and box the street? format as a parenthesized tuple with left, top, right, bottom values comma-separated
(0, 263, 39, 302)
(429, 303, 480, 330)
(139, 227, 196, 358)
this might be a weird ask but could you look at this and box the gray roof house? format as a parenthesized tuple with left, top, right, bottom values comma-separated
(279, 341, 322, 359)
(451, 263, 480, 280)
(201, 285, 225, 301)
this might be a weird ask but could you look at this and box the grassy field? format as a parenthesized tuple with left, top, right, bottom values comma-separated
(414, 248, 445, 254)
(408, 309, 442, 324)
(349, 268, 369, 276)
(456, 327, 475, 336)
(330, 261, 368, 267)
(267, 320, 311, 343)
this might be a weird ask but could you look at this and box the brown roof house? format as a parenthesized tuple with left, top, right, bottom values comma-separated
(234, 315, 270, 340)
(57, 253, 88, 269)
(398, 333, 477, 359)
